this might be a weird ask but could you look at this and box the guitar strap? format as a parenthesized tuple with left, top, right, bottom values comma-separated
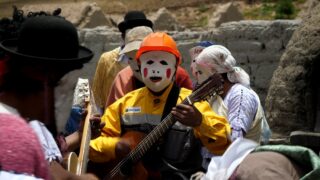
(161, 83, 180, 120)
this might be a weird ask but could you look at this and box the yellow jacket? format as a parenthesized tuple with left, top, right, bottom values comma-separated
(90, 84, 231, 163)
(92, 47, 127, 110)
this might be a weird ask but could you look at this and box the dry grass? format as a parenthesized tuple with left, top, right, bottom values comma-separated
(0, 0, 214, 18)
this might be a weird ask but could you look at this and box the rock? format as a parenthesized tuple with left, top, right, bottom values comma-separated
(265, 3, 320, 136)
(208, 2, 243, 28)
(22, 2, 111, 28)
(296, 0, 320, 20)
(150, 7, 183, 31)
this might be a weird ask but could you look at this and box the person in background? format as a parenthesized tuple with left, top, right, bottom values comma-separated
(0, 7, 98, 180)
(192, 45, 271, 169)
(106, 26, 192, 106)
(189, 41, 215, 88)
(92, 11, 153, 113)
(190, 45, 319, 180)
(89, 32, 231, 179)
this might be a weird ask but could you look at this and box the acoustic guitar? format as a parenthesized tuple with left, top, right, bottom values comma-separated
(105, 74, 224, 180)
(65, 78, 99, 175)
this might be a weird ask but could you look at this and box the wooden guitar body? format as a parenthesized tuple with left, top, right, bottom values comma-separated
(65, 151, 78, 174)
(100, 131, 162, 180)
(109, 131, 149, 180)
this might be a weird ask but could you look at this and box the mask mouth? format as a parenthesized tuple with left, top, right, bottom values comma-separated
(150, 76, 162, 82)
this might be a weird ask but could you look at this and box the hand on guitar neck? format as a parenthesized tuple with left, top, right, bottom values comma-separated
(63, 111, 105, 153)
(171, 103, 202, 127)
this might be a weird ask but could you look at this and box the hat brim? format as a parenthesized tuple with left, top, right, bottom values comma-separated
(118, 19, 153, 34)
(0, 39, 93, 64)
(120, 41, 141, 55)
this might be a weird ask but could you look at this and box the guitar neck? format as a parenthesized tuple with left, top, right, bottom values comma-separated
(76, 103, 92, 175)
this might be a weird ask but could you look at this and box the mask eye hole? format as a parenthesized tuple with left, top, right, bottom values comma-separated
(147, 60, 154, 65)
(160, 60, 168, 65)
(198, 70, 203, 75)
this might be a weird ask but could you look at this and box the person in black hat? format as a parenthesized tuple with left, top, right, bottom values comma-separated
(118, 11, 153, 39)
(0, 7, 99, 180)
(0, 9, 93, 136)
(91, 11, 153, 113)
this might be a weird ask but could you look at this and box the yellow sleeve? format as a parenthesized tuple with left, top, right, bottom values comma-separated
(89, 103, 122, 163)
(193, 101, 231, 155)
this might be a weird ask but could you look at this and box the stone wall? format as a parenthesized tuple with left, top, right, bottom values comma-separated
(54, 20, 300, 132)
(265, 3, 320, 137)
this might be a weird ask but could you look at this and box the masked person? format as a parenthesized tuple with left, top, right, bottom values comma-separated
(190, 45, 317, 180)
(106, 26, 192, 106)
(89, 32, 231, 179)
(193, 45, 271, 169)
(189, 41, 215, 89)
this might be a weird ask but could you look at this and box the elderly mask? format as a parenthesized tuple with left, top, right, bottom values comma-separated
(139, 51, 176, 92)
(189, 46, 204, 78)
(125, 50, 143, 82)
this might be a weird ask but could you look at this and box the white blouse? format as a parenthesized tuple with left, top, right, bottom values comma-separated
(223, 83, 259, 141)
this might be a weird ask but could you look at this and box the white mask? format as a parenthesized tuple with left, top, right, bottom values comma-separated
(194, 62, 215, 84)
(125, 50, 143, 82)
(189, 46, 205, 77)
(139, 51, 176, 92)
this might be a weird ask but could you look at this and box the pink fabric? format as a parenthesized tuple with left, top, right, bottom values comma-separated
(106, 66, 193, 106)
(0, 113, 50, 179)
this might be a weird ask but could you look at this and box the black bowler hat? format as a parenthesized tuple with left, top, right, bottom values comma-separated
(0, 15, 93, 65)
(118, 11, 153, 34)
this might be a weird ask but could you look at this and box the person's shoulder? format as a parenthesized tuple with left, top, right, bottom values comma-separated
(0, 113, 26, 126)
(118, 66, 133, 75)
(0, 102, 19, 115)
(114, 66, 133, 83)
(115, 86, 147, 101)
(229, 84, 260, 103)
(99, 47, 121, 59)
(231, 84, 255, 95)
(179, 87, 192, 97)
(176, 66, 189, 76)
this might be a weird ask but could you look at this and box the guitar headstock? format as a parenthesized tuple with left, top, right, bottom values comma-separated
(73, 78, 90, 108)
(191, 73, 224, 102)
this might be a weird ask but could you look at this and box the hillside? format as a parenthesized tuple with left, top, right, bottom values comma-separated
(0, 0, 306, 30)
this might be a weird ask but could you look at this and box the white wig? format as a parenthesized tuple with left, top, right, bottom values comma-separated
(195, 45, 250, 87)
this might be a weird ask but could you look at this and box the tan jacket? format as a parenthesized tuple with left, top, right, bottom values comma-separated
(92, 47, 127, 111)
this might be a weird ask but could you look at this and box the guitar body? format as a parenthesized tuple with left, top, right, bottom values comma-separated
(65, 152, 78, 174)
(105, 131, 152, 180)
